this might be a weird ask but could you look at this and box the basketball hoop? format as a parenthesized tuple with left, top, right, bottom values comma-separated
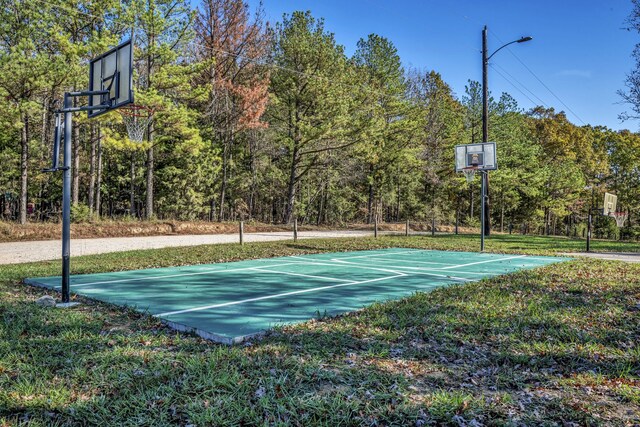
(610, 212, 628, 228)
(462, 166, 477, 184)
(120, 105, 153, 143)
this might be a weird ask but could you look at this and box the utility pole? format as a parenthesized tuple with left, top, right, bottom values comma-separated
(481, 25, 532, 239)
(482, 26, 490, 239)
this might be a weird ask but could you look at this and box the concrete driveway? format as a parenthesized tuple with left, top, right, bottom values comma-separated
(562, 252, 640, 263)
(0, 230, 377, 265)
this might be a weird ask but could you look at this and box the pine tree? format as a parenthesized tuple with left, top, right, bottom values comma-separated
(268, 11, 359, 223)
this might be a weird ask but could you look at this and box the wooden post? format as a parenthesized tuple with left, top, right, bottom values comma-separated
(374, 216, 378, 238)
(239, 220, 244, 245)
(293, 217, 298, 242)
(405, 219, 409, 236)
(432, 217, 436, 237)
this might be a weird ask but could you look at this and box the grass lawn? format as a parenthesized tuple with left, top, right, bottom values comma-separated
(1, 234, 639, 425)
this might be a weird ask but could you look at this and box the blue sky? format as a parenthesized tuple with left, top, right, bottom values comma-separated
(245, 0, 637, 131)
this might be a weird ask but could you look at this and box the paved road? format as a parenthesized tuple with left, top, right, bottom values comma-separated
(0, 230, 380, 265)
(563, 252, 640, 263)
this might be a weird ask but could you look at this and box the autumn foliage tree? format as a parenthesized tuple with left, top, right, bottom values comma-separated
(194, 0, 270, 220)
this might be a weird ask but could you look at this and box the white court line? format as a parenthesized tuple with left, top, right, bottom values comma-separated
(248, 268, 353, 283)
(287, 257, 474, 281)
(286, 256, 410, 276)
(155, 274, 405, 317)
(326, 249, 430, 261)
(438, 255, 526, 270)
(327, 258, 472, 282)
(357, 263, 501, 276)
(374, 258, 458, 266)
(518, 256, 563, 261)
(71, 262, 301, 288)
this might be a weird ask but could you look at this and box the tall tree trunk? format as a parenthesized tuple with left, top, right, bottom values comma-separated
(284, 147, 298, 224)
(40, 100, 51, 221)
(218, 138, 229, 221)
(544, 207, 550, 236)
(367, 164, 374, 223)
(248, 133, 256, 219)
(146, 146, 154, 220)
(323, 181, 329, 224)
(500, 192, 504, 233)
(96, 128, 102, 217)
(130, 153, 136, 217)
(88, 125, 96, 213)
(145, 121, 154, 220)
(19, 113, 29, 224)
(316, 181, 324, 226)
(72, 118, 80, 205)
(396, 181, 401, 221)
(145, 15, 155, 221)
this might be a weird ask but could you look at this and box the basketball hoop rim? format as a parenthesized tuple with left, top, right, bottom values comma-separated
(461, 166, 478, 183)
(610, 211, 629, 219)
(119, 104, 154, 117)
(610, 211, 628, 227)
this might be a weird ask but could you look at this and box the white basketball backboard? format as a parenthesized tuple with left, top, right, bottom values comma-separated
(603, 192, 617, 216)
(88, 39, 133, 118)
(455, 142, 497, 172)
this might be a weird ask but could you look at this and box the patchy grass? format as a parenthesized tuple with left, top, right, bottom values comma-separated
(1, 235, 639, 425)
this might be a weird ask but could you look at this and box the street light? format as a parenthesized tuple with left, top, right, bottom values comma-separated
(482, 26, 532, 237)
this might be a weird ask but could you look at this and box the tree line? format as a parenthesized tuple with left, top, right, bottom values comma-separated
(1, 0, 639, 239)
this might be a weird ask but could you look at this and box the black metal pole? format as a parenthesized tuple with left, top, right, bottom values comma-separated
(61, 94, 72, 303)
(480, 171, 486, 251)
(482, 26, 489, 144)
(482, 26, 492, 238)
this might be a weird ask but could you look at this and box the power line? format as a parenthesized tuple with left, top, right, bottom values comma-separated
(488, 29, 588, 125)
(491, 63, 550, 108)
(489, 64, 540, 107)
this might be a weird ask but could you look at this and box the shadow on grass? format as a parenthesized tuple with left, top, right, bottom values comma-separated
(2, 243, 639, 425)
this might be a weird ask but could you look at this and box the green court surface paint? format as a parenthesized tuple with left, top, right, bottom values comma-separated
(25, 248, 569, 344)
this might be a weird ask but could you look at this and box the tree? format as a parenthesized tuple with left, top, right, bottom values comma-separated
(527, 107, 590, 234)
(489, 94, 543, 231)
(619, 0, 640, 122)
(126, 0, 196, 219)
(194, 0, 270, 221)
(0, 0, 67, 223)
(351, 34, 416, 223)
(407, 69, 464, 224)
(268, 11, 359, 224)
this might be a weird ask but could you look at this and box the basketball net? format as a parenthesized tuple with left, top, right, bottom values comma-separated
(610, 212, 628, 228)
(462, 166, 477, 184)
(120, 105, 153, 143)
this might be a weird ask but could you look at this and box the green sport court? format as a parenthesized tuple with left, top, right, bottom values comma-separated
(25, 248, 568, 344)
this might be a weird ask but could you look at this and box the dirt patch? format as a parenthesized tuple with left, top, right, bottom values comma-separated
(0, 221, 294, 242)
(350, 221, 477, 234)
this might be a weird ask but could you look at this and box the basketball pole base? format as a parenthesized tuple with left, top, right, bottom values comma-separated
(56, 90, 121, 303)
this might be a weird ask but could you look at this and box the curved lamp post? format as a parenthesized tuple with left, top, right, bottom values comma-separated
(481, 26, 532, 238)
